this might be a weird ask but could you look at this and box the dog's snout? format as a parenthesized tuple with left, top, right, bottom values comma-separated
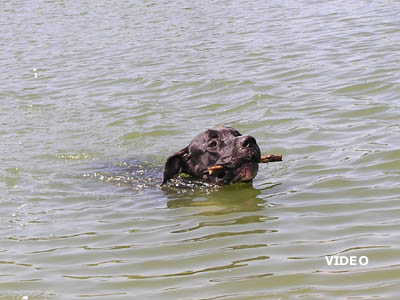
(240, 136, 257, 148)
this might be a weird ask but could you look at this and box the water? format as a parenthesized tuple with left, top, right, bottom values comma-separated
(1, 0, 400, 299)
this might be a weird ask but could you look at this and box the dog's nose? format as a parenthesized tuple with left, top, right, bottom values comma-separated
(240, 136, 257, 148)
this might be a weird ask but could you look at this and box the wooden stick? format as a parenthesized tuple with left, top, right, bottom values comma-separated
(208, 165, 223, 175)
(260, 155, 283, 163)
(208, 154, 282, 175)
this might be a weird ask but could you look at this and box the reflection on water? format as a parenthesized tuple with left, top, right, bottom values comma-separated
(167, 183, 269, 215)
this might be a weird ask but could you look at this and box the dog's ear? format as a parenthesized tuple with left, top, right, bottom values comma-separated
(162, 147, 189, 185)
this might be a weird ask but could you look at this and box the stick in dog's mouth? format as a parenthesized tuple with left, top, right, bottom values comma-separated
(208, 165, 224, 175)
(207, 154, 283, 175)
(260, 155, 283, 163)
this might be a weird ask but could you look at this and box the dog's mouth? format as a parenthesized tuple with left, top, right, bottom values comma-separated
(206, 160, 259, 185)
(236, 161, 259, 182)
(206, 155, 282, 185)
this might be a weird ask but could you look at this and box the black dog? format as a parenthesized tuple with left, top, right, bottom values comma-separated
(162, 126, 264, 185)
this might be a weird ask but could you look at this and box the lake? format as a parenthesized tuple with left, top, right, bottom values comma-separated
(1, 0, 400, 299)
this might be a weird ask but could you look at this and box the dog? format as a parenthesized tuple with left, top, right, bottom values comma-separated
(162, 126, 281, 186)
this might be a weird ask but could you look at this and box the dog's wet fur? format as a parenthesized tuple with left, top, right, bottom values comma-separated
(162, 126, 261, 186)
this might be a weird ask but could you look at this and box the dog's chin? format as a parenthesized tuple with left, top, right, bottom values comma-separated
(234, 161, 259, 183)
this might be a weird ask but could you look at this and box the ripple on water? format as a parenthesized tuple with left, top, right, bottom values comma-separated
(334, 81, 398, 96)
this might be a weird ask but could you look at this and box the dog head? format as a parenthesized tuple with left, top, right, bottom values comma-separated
(162, 126, 261, 185)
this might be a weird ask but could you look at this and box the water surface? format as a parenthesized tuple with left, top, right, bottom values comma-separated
(1, 0, 400, 299)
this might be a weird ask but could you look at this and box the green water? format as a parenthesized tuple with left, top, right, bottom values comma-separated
(1, 0, 400, 299)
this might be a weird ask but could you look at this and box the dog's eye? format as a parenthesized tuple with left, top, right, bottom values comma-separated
(208, 141, 217, 148)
